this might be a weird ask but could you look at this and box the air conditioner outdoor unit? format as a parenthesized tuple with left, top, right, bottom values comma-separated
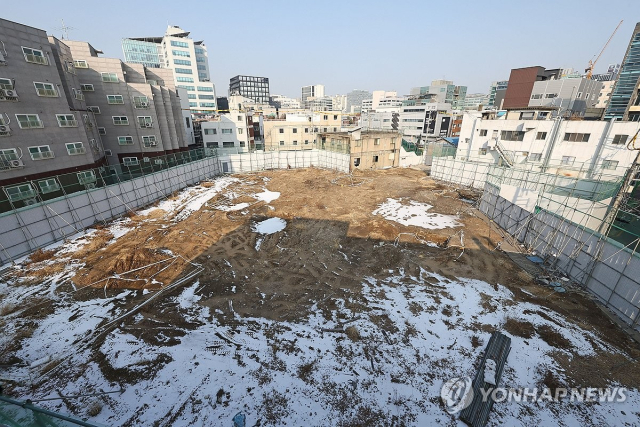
(3, 89, 18, 98)
(9, 159, 23, 168)
(145, 123, 153, 128)
(140, 102, 149, 108)
(0, 124, 11, 133)
(24, 198, 38, 206)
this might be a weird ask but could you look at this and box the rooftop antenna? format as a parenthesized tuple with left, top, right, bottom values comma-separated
(56, 19, 75, 40)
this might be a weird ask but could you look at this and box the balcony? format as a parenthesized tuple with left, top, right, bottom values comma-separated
(67, 147, 86, 155)
(8, 189, 38, 202)
(58, 120, 78, 127)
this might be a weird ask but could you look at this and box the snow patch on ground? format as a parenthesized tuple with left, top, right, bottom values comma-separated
(252, 217, 286, 235)
(253, 189, 280, 203)
(373, 198, 460, 229)
(215, 202, 250, 212)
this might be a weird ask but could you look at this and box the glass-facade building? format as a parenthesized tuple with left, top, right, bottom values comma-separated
(604, 23, 640, 120)
(121, 39, 162, 68)
(229, 75, 270, 104)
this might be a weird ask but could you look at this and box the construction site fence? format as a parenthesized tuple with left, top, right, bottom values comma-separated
(0, 148, 351, 266)
(480, 182, 640, 331)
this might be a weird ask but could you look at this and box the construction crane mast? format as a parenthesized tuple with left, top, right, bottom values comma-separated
(585, 20, 623, 79)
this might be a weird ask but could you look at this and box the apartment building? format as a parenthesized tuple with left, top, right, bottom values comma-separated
(361, 91, 403, 112)
(65, 40, 189, 165)
(201, 113, 254, 152)
(269, 94, 301, 109)
(410, 81, 467, 109)
(229, 75, 270, 104)
(457, 110, 640, 175)
(263, 112, 341, 150)
(122, 26, 217, 114)
(317, 129, 401, 170)
(596, 80, 616, 109)
(0, 19, 106, 198)
(345, 89, 371, 114)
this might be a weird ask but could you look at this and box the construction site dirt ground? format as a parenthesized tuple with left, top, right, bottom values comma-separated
(1, 167, 640, 426)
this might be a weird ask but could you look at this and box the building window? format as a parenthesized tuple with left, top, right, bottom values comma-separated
(178, 85, 196, 91)
(223, 142, 234, 148)
(279, 128, 284, 134)
(137, 116, 153, 128)
(5, 183, 37, 201)
(334, 115, 338, 120)
(15, 114, 43, 129)
(293, 140, 298, 145)
(101, 72, 118, 83)
(72, 88, 84, 101)
(602, 160, 619, 170)
(38, 178, 60, 194)
(545, 93, 557, 98)
(612, 134, 628, 145)
(173, 59, 192, 66)
(28, 145, 54, 160)
(237, 115, 242, 121)
(56, 114, 77, 127)
(175, 68, 193, 74)
(354, 158, 361, 167)
(66, 142, 85, 155)
(197, 86, 214, 92)
(199, 102, 215, 108)
(77, 170, 96, 184)
(500, 130, 525, 141)
(188, 94, 197, 99)
(0, 148, 18, 161)
(304, 140, 309, 145)
(172, 50, 190, 57)
(479, 129, 488, 136)
(563, 133, 590, 142)
(74, 60, 88, 68)
(222, 129, 232, 134)
(204, 128, 217, 135)
(479, 148, 487, 155)
(536, 132, 547, 140)
(104, 149, 112, 156)
(374, 138, 380, 145)
(529, 153, 542, 162)
(0, 78, 13, 90)
(373, 155, 379, 162)
(177, 77, 194, 83)
(170, 40, 189, 48)
(195, 48, 204, 55)
(561, 156, 576, 165)
(123, 157, 139, 166)
(133, 96, 149, 108)
(238, 128, 243, 134)
(142, 135, 157, 147)
(279, 141, 285, 146)
(304, 128, 309, 133)
(98, 127, 106, 135)
(107, 95, 124, 104)
(22, 47, 48, 65)
(118, 136, 133, 145)
(112, 116, 129, 125)
(87, 106, 101, 114)
(34, 82, 58, 97)
(199, 94, 214, 99)
(205, 142, 219, 148)
(292, 128, 297, 134)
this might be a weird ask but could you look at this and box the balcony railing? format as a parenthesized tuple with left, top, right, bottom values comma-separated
(24, 54, 48, 65)
(31, 151, 54, 160)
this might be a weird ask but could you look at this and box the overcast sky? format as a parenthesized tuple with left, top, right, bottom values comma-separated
(3, 0, 638, 98)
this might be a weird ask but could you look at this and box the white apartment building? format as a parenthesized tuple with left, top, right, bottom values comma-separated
(360, 103, 453, 142)
(269, 94, 301, 109)
(201, 112, 253, 153)
(361, 91, 402, 112)
(457, 112, 640, 176)
(122, 26, 216, 115)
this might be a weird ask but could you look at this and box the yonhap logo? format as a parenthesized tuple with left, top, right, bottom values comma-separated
(441, 376, 474, 414)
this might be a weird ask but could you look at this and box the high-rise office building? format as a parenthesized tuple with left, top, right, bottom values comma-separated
(229, 75, 270, 104)
(301, 85, 325, 108)
(346, 89, 372, 113)
(605, 23, 640, 120)
(122, 26, 216, 115)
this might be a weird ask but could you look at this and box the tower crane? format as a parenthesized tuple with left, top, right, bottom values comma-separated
(585, 20, 623, 79)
